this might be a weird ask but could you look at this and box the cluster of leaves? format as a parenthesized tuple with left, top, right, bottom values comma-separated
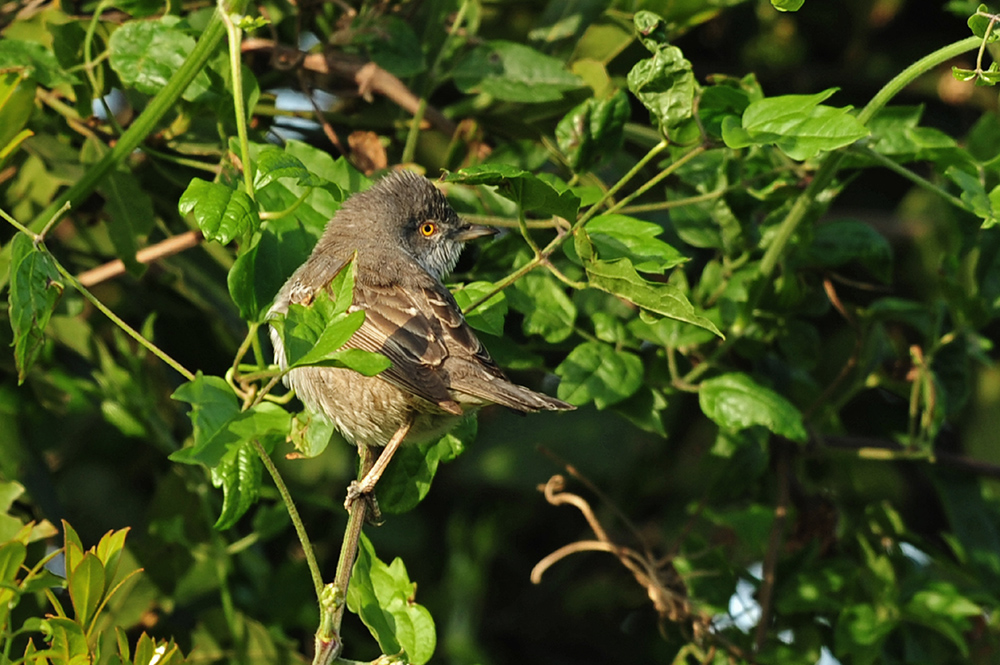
(2, 0, 1000, 664)
(0, 483, 187, 665)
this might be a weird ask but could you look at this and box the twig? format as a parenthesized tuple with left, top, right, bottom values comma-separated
(753, 444, 791, 653)
(76, 230, 204, 287)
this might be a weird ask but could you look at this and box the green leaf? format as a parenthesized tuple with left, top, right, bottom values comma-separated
(0, 539, 27, 585)
(507, 272, 577, 343)
(108, 17, 211, 100)
(95, 528, 129, 591)
(571, 214, 687, 273)
(288, 411, 340, 459)
(451, 282, 507, 336)
(555, 90, 630, 172)
(804, 219, 893, 282)
(347, 534, 437, 665)
(452, 40, 583, 103)
(865, 106, 957, 161)
(904, 580, 981, 655)
(377, 418, 475, 514)
(578, 238, 720, 336)
(363, 16, 426, 78)
(0, 73, 37, 154)
(253, 147, 327, 191)
(0, 40, 78, 87)
(633, 11, 668, 52)
(285, 309, 366, 368)
(171, 377, 289, 527)
(170, 374, 240, 466)
(211, 439, 262, 530)
(946, 165, 994, 223)
(444, 165, 580, 221)
(627, 44, 696, 134)
(8, 234, 64, 384)
(178, 178, 258, 244)
(772, 0, 805, 10)
(699, 373, 807, 441)
(99, 170, 155, 276)
(554, 341, 643, 408)
(44, 616, 90, 664)
(68, 552, 104, 629)
(968, 5, 1000, 42)
(835, 603, 897, 660)
(725, 89, 870, 160)
(952, 66, 978, 82)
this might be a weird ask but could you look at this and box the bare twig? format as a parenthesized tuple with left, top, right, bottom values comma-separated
(753, 444, 791, 653)
(76, 230, 203, 287)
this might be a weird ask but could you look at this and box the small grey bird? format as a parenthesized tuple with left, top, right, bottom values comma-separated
(269, 170, 573, 504)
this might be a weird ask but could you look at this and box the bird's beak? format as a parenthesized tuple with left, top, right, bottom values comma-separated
(452, 223, 498, 242)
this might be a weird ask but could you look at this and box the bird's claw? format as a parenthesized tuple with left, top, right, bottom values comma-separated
(343, 481, 383, 524)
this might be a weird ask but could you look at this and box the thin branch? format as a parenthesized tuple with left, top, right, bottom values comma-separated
(76, 230, 203, 287)
(753, 444, 791, 653)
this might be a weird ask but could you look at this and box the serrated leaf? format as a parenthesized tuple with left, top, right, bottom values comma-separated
(452, 40, 583, 103)
(178, 178, 258, 244)
(452, 282, 507, 336)
(555, 90, 630, 172)
(444, 165, 580, 221)
(68, 552, 104, 629)
(699, 372, 807, 441)
(728, 89, 870, 160)
(347, 534, 436, 665)
(108, 17, 211, 100)
(8, 234, 64, 384)
(554, 341, 643, 408)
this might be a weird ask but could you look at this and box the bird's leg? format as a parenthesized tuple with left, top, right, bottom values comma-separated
(344, 418, 412, 510)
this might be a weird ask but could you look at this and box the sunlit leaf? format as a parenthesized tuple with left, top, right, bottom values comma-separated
(347, 534, 436, 665)
(699, 373, 807, 441)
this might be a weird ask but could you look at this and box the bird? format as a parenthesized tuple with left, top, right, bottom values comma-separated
(268, 170, 574, 507)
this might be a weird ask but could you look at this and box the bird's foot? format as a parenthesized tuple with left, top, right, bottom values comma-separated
(344, 481, 383, 524)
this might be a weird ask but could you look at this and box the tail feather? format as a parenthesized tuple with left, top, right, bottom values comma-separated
(455, 374, 575, 413)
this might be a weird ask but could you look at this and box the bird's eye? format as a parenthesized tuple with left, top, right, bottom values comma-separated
(419, 222, 437, 237)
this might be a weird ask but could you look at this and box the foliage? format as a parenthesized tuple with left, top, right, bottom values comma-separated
(2, 0, 1000, 664)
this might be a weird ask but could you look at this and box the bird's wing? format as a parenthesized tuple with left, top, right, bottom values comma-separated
(349, 278, 467, 415)
(361, 280, 573, 414)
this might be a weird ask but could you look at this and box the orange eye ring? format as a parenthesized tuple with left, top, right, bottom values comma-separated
(419, 222, 436, 237)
